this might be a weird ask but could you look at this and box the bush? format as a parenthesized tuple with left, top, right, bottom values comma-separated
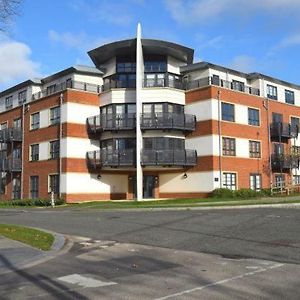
(234, 188, 258, 199)
(211, 188, 235, 198)
(259, 188, 272, 197)
(0, 198, 65, 207)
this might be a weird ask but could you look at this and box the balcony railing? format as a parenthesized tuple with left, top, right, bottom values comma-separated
(141, 113, 196, 132)
(271, 154, 299, 171)
(185, 76, 260, 96)
(0, 158, 22, 172)
(0, 128, 22, 142)
(87, 114, 136, 133)
(87, 149, 136, 169)
(32, 80, 101, 101)
(102, 79, 136, 92)
(142, 149, 197, 167)
(270, 122, 298, 140)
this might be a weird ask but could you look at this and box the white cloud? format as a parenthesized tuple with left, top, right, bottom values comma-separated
(164, 0, 300, 24)
(227, 55, 256, 73)
(0, 37, 40, 85)
(277, 34, 300, 48)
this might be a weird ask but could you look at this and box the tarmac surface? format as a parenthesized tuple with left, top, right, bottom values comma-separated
(1, 206, 300, 299)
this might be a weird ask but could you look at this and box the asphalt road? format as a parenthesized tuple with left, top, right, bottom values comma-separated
(1, 206, 300, 299)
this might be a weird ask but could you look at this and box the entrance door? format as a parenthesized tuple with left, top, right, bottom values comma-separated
(132, 176, 155, 199)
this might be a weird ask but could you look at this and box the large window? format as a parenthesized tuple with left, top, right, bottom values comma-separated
(30, 176, 39, 199)
(250, 174, 261, 191)
(249, 140, 261, 158)
(232, 80, 245, 92)
(223, 173, 237, 190)
(285, 90, 295, 105)
(222, 137, 236, 156)
(291, 117, 299, 136)
(221, 102, 235, 122)
(12, 177, 21, 199)
(13, 118, 21, 128)
(30, 144, 39, 161)
(31, 112, 40, 130)
(0, 174, 6, 194)
(50, 140, 60, 159)
(49, 174, 59, 195)
(248, 108, 260, 126)
(143, 137, 184, 150)
(50, 106, 60, 125)
(293, 175, 300, 185)
(46, 84, 56, 95)
(116, 62, 136, 73)
(5, 96, 13, 109)
(18, 90, 27, 104)
(267, 84, 277, 100)
(275, 174, 285, 188)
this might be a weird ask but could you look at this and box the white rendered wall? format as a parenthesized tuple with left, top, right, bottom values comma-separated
(167, 56, 185, 74)
(61, 137, 99, 158)
(141, 88, 185, 105)
(73, 74, 103, 86)
(61, 173, 128, 194)
(61, 102, 99, 124)
(100, 90, 136, 106)
(101, 57, 116, 77)
(159, 171, 220, 193)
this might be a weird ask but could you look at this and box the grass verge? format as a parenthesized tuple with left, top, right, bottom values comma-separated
(0, 224, 54, 251)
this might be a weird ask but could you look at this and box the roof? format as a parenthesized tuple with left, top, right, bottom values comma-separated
(181, 61, 300, 90)
(0, 79, 42, 98)
(88, 38, 194, 66)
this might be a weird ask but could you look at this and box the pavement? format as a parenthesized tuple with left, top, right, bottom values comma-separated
(1, 206, 300, 299)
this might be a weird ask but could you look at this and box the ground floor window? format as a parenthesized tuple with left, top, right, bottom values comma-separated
(293, 175, 300, 185)
(0, 173, 6, 194)
(49, 174, 59, 195)
(222, 172, 237, 190)
(12, 177, 21, 199)
(274, 174, 285, 188)
(250, 174, 261, 191)
(30, 176, 39, 199)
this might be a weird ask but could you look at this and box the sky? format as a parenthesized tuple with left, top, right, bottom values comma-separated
(1, 0, 300, 91)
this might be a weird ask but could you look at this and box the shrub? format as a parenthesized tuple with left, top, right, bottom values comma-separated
(234, 188, 258, 199)
(0, 198, 65, 207)
(259, 188, 272, 197)
(211, 188, 235, 198)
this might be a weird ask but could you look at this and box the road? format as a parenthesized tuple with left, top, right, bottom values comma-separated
(1, 206, 300, 299)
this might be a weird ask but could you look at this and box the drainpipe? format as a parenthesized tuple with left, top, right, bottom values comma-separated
(59, 93, 63, 199)
(21, 103, 25, 199)
(217, 90, 222, 188)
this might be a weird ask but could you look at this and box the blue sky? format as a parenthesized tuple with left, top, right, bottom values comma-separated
(1, 0, 300, 91)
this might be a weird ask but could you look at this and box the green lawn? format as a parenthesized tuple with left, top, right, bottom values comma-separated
(0, 224, 54, 251)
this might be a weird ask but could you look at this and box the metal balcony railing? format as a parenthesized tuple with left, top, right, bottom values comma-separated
(142, 149, 197, 167)
(32, 80, 101, 101)
(0, 158, 22, 172)
(185, 76, 260, 96)
(271, 154, 299, 171)
(0, 128, 22, 142)
(87, 149, 136, 169)
(143, 73, 184, 90)
(102, 79, 136, 91)
(270, 122, 298, 140)
(141, 113, 196, 132)
(87, 114, 136, 133)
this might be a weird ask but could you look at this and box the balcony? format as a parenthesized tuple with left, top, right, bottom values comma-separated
(102, 79, 136, 92)
(0, 158, 22, 172)
(87, 149, 136, 169)
(142, 149, 197, 167)
(87, 114, 136, 134)
(270, 122, 298, 140)
(143, 73, 184, 90)
(141, 113, 196, 132)
(32, 80, 101, 101)
(0, 128, 22, 142)
(185, 76, 260, 96)
(271, 154, 299, 171)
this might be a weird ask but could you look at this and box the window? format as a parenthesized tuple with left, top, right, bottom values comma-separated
(49, 174, 59, 194)
(13, 118, 21, 128)
(46, 84, 56, 95)
(232, 80, 245, 92)
(267, 84, 277, 100)
(50, 140, 60, 159)
(275, 174, 285, 188)
(223, 173, 237, 190)
(293, 175, 300, 185)
(249, 140, 261, 158)
(30, 144, 39, 161)
(272, 112, 282, 124)
(0, 174, 6, 194)
(222, 137, 236, 156)
(116, 62, 136, 73)
(248, 108, 260, 126)
(30, 176, 39, 199)
(50, 106, 60, 125)
(1, 122, 7, 130)
(66, 78, 72, 88)
(291, 146, 300, 156)
(221, 102, 235, 122)
(18, 90, 27, 104)
(273, 143, 284, 155)
(291, 117, 299, 136)
(250, 174, 261, 191)
(31, 112, 40, 130)
(5, 96, 13, 109)
(285, 90, 295, 105)
(12, 177, 21, 199)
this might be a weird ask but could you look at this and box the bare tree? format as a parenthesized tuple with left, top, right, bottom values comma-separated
(0, 0, 21, 31)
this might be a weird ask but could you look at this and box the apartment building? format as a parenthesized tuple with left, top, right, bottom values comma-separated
(1, 25, 300, 202)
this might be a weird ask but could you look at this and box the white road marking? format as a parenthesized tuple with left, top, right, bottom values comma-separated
(155, 263, 284, 300)
(58, 274, 117, 288)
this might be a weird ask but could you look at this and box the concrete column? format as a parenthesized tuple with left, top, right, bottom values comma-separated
(135, 23, 144, 201)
